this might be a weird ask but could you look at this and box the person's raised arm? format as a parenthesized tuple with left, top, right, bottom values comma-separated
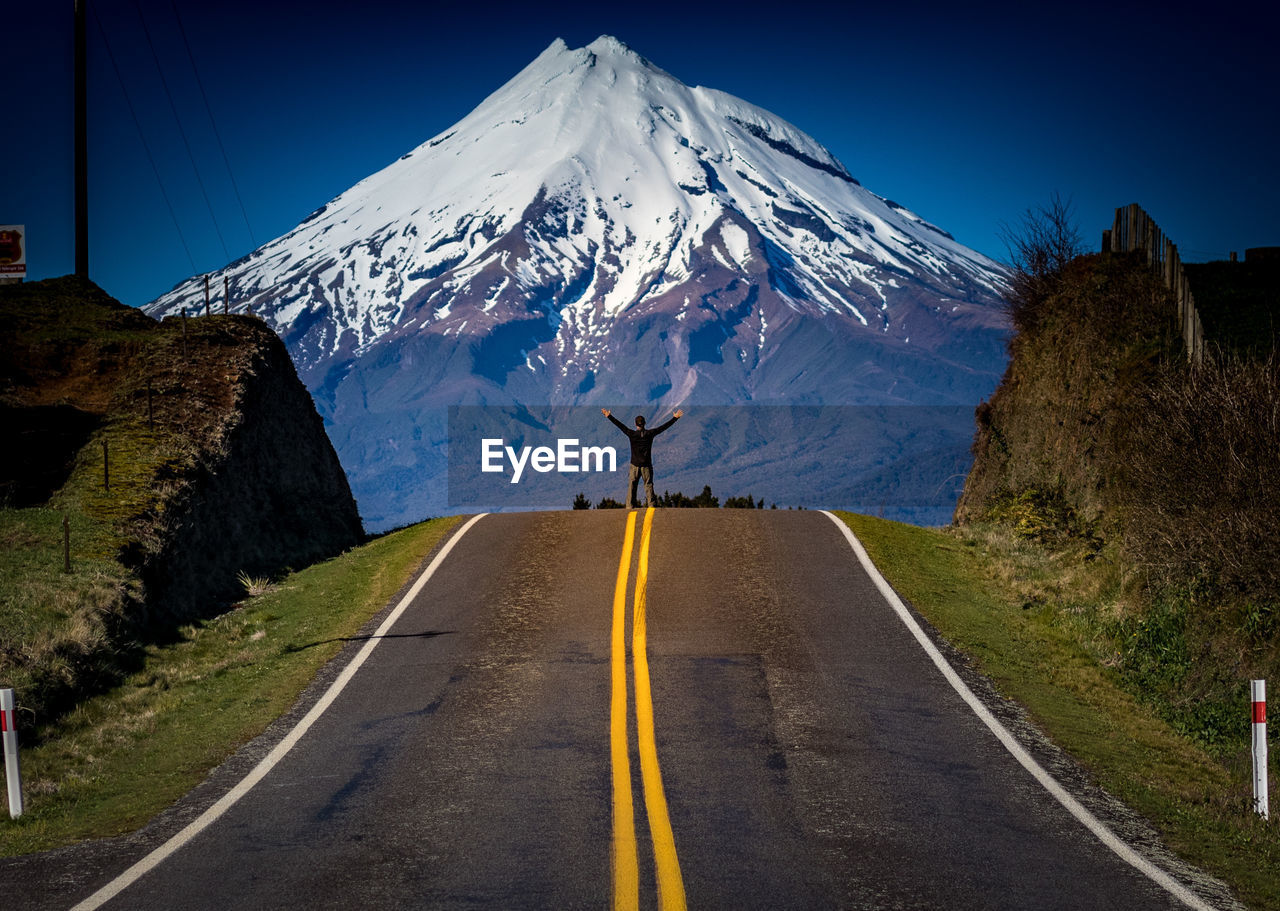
(651, 410, 683, 435)
(604, 409, 629, 433)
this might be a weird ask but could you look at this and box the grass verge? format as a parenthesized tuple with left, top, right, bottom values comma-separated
(836, 511, 1278, 911)
(0, 504, 134, 729)
(0, 515, 461, 857)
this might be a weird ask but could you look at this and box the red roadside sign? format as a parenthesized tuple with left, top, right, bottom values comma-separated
(0, 225, 26, 278)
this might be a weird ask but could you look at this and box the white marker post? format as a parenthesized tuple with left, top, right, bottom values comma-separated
(1, 688, 22, 818)
(1253, 680, 1269, 820)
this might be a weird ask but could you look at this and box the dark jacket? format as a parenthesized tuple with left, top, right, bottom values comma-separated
(607, 414, 679, 467)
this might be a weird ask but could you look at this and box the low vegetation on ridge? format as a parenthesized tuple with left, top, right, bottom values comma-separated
(951, 199, 1280, 907)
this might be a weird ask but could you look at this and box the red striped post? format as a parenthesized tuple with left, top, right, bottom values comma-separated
(1253, 679, 1269, 819)
(1, 688, 22, 818)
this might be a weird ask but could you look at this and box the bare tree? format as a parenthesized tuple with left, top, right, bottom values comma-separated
(999, 193, 1086, 332)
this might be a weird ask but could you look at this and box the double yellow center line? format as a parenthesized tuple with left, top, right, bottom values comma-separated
(611, 508, 686, 911)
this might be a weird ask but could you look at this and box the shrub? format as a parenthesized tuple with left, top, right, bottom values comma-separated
(983, 486, 1088, 545)
(236, 570, 276, 598)
(998, 192, 1086, 335)
(1114, 351, 1280, 606)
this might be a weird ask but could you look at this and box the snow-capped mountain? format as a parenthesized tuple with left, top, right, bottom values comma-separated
(147, 36, 1009, 530)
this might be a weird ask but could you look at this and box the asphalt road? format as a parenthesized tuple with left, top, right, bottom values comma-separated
(7, 510, 1230, 909)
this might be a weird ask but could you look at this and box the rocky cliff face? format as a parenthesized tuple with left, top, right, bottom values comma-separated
(953, 253, 1176, 532)
(1, 276, 363, 627)
(126, 313, 365, 622)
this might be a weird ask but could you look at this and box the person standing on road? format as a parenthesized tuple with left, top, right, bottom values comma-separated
(602, 408, 683, 509)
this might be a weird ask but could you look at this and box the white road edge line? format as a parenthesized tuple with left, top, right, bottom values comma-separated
(819, 510, 1217, 911)
(69, 513, 490, 911)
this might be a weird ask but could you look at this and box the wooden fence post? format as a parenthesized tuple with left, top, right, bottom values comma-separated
(1114, 203, 1207, 365)
(1172, 246, 1184, 326)
(224, 276, 229, 315)
(1187, 296, 1198, 365)
(204, 276, 210, 317)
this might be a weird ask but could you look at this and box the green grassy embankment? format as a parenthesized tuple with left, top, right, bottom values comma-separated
(0, 414, 185, 727)
(1, 279, 188, 725)
(837, 510, 1278, 911)
(3, 277, 365, 736)
(0, 515, 460, 857)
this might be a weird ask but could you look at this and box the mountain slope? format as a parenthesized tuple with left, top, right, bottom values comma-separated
(148, 36, 1009, 529)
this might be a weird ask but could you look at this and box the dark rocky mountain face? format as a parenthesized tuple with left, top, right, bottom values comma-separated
(148, 37, 1009, 529)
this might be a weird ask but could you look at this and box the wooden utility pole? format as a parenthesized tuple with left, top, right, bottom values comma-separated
(75, 0, 89, 280)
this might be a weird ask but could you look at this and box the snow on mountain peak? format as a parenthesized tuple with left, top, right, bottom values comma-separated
(145, 36, 1011, 531)
(584, 34, 645, 60)
(147, 36, 1006, 389)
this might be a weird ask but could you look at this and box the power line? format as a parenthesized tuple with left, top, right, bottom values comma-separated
(131, 0, 231, 262)
(168, 0, 258, 248)
(91, 5, 197, 275)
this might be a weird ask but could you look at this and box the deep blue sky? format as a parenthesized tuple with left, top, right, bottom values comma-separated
(7, 0, 1277, 308)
